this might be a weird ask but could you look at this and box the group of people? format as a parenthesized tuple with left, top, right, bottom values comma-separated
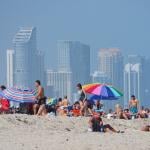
(0, 80, 149, 133)
(112, 95, 150, 120)
(31, 81, 149, 133)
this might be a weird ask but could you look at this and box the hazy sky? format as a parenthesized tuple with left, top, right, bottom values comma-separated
(0, 0, 150, 69)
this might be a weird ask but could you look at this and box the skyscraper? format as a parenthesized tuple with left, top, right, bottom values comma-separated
(124, 55, 148, 107)
(97, 48, 124, 109)
(13, 27, 37, 88)
(46, 70, 72, 101)
(124, 63, 142, 107)
(7, 49, 14, 87)
(57, 41, 90, 94)
(98, 48, 123, 87)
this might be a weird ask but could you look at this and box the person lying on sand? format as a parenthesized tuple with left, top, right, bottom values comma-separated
(141, 125, 150, 132)
(88, 113, 123, 133)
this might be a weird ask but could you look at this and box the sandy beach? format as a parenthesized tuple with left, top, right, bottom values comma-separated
(0, 114, 149, 150)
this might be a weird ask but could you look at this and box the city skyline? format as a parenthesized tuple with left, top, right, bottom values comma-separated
(0, 25, 149, 109)
(0, 0, 150, 70)
(0, 0, 150, 108)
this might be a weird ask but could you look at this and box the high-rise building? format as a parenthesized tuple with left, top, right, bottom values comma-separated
(46, 70, 72, 101)
(7, 49, 14, 87)
(124, 55, 149, 107)
(57, 41, 90, 94)
(13, 27, 38, 88)
(97, 48, 124, 109)
(124, 63, 142, 108)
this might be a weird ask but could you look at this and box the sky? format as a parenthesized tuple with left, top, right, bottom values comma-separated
(0, 0, 150, 70)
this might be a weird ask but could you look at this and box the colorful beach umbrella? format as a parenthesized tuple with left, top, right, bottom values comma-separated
(0, 87, 36, 103)
(83, 83, 123, 100)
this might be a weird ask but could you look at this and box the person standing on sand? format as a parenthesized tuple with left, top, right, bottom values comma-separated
(129, 95, 139, 115)
(76, 83, 88, 116)
(33, 80, 45, 115)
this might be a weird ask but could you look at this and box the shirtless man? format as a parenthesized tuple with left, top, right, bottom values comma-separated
(129, 95, 139, 115)
(33, 80, 45, 115)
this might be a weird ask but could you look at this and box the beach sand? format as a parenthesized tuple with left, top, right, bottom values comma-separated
(0, 114, 149, 150)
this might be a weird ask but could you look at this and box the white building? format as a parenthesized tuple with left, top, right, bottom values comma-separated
(13, 27, 37, 88)
(124, 63, 142, 108)
(7, 49, 14, 87)
(46, 70, 72, 101)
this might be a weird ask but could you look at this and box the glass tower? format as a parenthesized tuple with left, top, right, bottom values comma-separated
(57, 41, 90, 94)
(13, 27, 37, 88)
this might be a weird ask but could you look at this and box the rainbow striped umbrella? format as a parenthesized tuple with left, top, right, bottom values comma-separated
(1, 87, 36, 103)
(83, 83, 123, 100)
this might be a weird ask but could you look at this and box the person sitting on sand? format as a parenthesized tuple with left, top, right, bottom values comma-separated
(71, 101, 81, 117)
(141, 125, 150, 132)
(57, 98, 63, 115)
(33, 80, 45, 115)
(115, 104, 128, 119)
(57, 98, 63, 107)
(138, 106, 148, 118)
(62, 96, 69, 108)
(129, 95, 139, 115)
(0, 85, 10, 114)
(88, 113, 122, 133)
(58, 96, 69, 116)
(145, 108, 150, 118)
(93, 100, 103, 114)
(123, 109, 131, 119)
(86, 100, 93, 116)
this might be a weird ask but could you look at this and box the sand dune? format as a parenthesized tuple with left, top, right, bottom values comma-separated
(0, 114, 149, 150)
